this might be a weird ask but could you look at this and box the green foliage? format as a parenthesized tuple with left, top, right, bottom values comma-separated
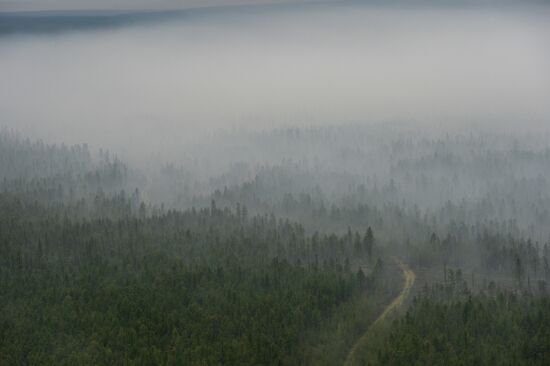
(1, 260, 360, 365)
(0, 192, 376, 365)
(375, 287, 550, 366)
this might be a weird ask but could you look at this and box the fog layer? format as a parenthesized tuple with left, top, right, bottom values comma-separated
(1, 3, 549, 160)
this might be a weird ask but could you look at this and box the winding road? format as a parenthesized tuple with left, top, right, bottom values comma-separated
(343, 258, 416, 366)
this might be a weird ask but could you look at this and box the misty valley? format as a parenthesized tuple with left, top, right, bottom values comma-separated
(1, 1, 550, 365)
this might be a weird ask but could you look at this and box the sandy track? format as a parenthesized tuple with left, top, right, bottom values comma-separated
(343, 258, 415, 366)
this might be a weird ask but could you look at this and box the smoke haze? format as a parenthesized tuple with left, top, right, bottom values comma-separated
(1, 2, 549, 161)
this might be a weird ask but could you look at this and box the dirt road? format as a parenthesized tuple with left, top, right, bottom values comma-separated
(343, 259, 416, 366)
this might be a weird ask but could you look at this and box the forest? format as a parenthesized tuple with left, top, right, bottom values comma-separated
(1, 125, 549, 364)
(1, 1, 549, 364)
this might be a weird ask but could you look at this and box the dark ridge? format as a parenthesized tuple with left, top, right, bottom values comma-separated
(0, 0, 543, 37)
(0, 1, 318, 37)
(0, 10, 190, 36)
